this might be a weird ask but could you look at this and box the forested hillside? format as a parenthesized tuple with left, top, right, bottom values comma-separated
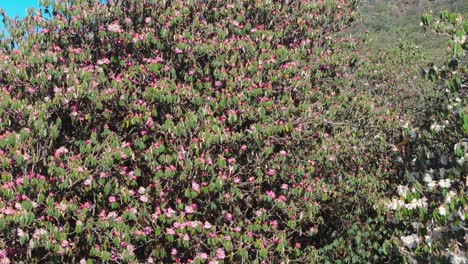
(0, 1, 465, 263)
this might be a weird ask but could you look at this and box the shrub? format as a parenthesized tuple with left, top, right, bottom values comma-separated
(381, 10, 467, 263)
(0, 0, 405, 263)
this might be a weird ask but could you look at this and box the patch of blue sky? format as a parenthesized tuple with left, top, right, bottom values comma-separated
(0, 0, 40, 34)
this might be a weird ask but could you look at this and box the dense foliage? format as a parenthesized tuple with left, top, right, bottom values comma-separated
(0, 0, 465, 263)
(382, 10, 467, 263)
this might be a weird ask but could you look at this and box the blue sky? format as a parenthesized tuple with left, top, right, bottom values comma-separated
(0, 0, 39, 33)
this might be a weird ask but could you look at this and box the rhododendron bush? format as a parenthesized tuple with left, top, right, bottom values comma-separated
(1, 0, 462, 263)
(380, 11, 467, 263)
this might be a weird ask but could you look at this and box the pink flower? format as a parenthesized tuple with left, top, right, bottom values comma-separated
(108, 196, 116, 203)
(192, 182, 200, 193)
(266, 190, 276, 199)
(204, 221, 212, 229)
(139, 195, 148, 203)
(54, 146, 69, 158)
(190, 221, 200, 228)
(97, 58, 110, 65)
(166, 228, 175, 235)
(143, 226, 152, 235)
(138, 187, 146, 194)
(224, 213, 233, 221)
(107, 23, 122, 33)
(171, 248, 177, 256)
(124, 18, 132, 25)
(17, 228, 25, 238)
(145, 117, 154, 128)
(198, 253, 208, 259)
(277, 195, 287, 202)
(61, 240, 69, 248)
(185, 205, 195, 214)
(266, 169, 276, 176)
(84, 177, 93, 186)
(270, 220, 278, 227)
(216, 248, 225, 260)
(165, 208, 175, 218)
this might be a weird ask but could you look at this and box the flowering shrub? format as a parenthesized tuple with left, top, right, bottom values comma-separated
(3, 0, 465, 263)
(381, 11, 467, 263)
(0, 0, 409, 263)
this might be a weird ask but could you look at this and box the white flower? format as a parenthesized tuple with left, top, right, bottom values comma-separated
(432, 226, 449, 238)
(397, 185, 409, 197)
(457, 208, 465, 221)
(410, 222, 421, 229)
(423, 173, 433, 183)
(439, 178, 451, 189)
(416, 197, 428, 208)
(424, 235, 432, 247)
(445, 191, 456, 204)
(427, 180, 438, 190)
(451, 253, 467, 264)
(456, 157, 465, 166)
(438, 206, 447, 216)
(401, 234, 420, 249)
(430, 123, 445, 132)
(387, 198, 405, 210)
(405, 198, 427, 210)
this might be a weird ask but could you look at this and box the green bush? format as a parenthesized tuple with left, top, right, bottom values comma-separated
(381, 10, 467, 263)
(0, 0, 405, 263)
